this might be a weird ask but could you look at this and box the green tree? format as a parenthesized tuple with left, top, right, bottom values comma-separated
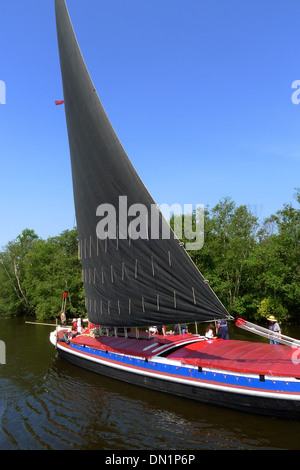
(22, 229, 85, 321)
(226, 190, 300, 322)
(260, 190, 300, 320)
(258, 297, 288, 323)
(196, 198, 258, 315)
(0, 229, 39, 315)
(1, 192, 299, 323)
(0, 228, 85, 321)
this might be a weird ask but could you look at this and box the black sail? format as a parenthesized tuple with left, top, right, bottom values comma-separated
(55, 0, 231, 327)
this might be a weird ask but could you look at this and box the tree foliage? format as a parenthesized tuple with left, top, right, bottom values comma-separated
(0, 191, 299, 323)
(0, 229, 85, 321)
(172, 191, 300, 323)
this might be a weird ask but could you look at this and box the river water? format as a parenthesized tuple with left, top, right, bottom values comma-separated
(0, 316, 300, 451)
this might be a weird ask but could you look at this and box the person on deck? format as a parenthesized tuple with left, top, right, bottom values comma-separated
(72, 318, 78, 332)
(156, 325, 166, 336)
(217, 319, 229, 340)
(181, 323, 188, 334)
(268, 316, 281, 344)
(205, 324, 216, 340)
(174, 323, 188, 335)
(60, 325, 78, 344)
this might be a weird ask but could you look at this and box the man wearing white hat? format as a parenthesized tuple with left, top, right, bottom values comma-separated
(268, 315, 281, 344)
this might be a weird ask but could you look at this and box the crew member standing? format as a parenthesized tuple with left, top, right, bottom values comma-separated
(268, 316, 281, 344)
(217, 319, 229, 340)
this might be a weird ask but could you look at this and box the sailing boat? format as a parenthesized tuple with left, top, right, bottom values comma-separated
(50, 0, 300, 420)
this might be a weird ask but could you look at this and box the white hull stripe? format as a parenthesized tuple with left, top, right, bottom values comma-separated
(53, 339, 300, 402)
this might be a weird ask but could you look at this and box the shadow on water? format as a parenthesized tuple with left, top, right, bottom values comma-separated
(0, 317, 300, 450)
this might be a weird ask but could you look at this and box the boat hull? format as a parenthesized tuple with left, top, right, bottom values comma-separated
(51, 332, 300, 420)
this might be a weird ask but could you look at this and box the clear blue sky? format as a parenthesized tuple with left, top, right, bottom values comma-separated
(0, 0, 299, 248)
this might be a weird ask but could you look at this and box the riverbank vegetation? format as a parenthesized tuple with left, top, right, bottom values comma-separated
(0, 190, 299, 323)
(0, 229, 85, 321)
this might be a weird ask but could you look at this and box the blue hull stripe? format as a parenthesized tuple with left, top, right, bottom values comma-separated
(69, 342, 300, 396)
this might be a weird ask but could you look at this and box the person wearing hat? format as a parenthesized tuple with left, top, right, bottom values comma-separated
(268, 315, 281, 344)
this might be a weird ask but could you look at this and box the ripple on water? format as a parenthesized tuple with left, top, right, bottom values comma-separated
(1, 319, 300, 450)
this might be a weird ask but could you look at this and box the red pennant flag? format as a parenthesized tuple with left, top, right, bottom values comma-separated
(55, 100, 64, 105)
